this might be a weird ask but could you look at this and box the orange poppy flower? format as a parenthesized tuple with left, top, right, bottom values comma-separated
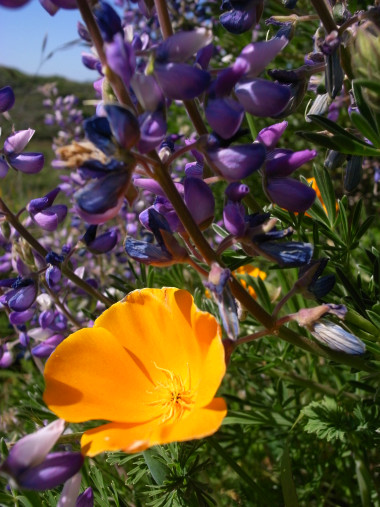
(43, 288, 227, 457)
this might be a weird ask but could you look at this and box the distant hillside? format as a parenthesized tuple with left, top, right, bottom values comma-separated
(0, 66, 95, 140)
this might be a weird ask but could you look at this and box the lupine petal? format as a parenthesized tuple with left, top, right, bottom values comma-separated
(184, 177, 215, 227)
(124, 237, 173, 266)
(0, 158, 9, 178)
(206, 143, 265, 181)
(17, 452, 84, 491)
(104, 104, 140, 150)
(236, 37, 288, 78)
(76, 487, 94, 507)
(311, 321, 366, 355)
(266, 177, 316, 212)
(130, 73, 164, 112)
(0, 86, 15, 112)
(259, 241, 313, 267)
(32, 334, 65, 358)
(94, 1, 122, 42)
(49, 0, 77, 7)
(8, 280, 37, 312)
(156, 29, 212, 63)
(33, 205, 68, 231)
(137, 111, 167, 154)
(8, 153, 44, 174)
(39, 0, 60, 15)
(266, 148, 317, 177)
(220, 1, 258, 34)
(4, 129, 35, 154)
(3, 419, 65, 475)
(28, 188, 61, 214)
(206, 98, 244, 139)
(83, 116, 114, 156)
(154, 63, 211, 100)
(223, 202, 246, 236)
(105, 33, 136, 88)
(225, 182, 249, 201)
(256, 121, 288, 150)
(235, 79, 291, 117)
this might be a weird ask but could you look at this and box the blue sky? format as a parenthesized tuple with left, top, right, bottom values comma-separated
(0, 1, 96, 82)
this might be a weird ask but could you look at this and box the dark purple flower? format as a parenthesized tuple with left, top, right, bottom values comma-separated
(223, 202, 246, 236)
(155, 28, 212, 63)
(5, 278, 38, 312)
(76, 487, 94, 507)
(258, 240, 313, 268)
(184, 177, 215, 228)
(220, 0, 264, 34)
(9, 309, 34, 325)
(206, 97, 245, 139)
(7, 153, 44, 174)
(235, 79, 291, 117)
(83, 116, 115, 156)
(48, 0, 77, 7)
(205, 143, 266, 181)
(235, 37, 288, 78)
(154, 63, 211, 100)
(266, 177, 316, 213)
(82, 225, 118, 254)
(137, 111, 167, 154)
(0, 0, 30, 7)
(225, 182, 249, 201)
(0, 86, 15, 112)
(104, 104, 140, 151)
(266, 148, 317, 177)
(28, 188, 67, 231)
(256, 121, 288, 151)
(31, 334, 65, 358)
(131, 74, 164, 112)
(46, 265, 61, 290)
(105, 33, 136, 87)
(94, 1, 123, 42)
(39, 0, 60, 15)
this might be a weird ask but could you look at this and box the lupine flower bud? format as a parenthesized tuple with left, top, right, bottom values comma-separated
(94, 1, 123, 42)
(266, 178, 316, 213)
(225, 182, 249, 201)
(184, 177, 215, 229)
(266, 148, 317, 178)
(258, 240, 313, 268)
(0, 86, 15, 112)
(344, 155, 363, 192)
(46, 265, 61, 290)
(4, 129, 35, 154)
(311, 321, 366, 355)
(223, 202, 246, 236)
(204, 263, 239, 340)
(76, 487, 94, 507)
(28, 189, 67, 231)
(235, 79, 291, 117)
(220, 0, 264, 34)
(206, 98, 245, 139)
(236, 37, 288, 78)
(9, 309, 34, 325)
(256, 121, 288, 151)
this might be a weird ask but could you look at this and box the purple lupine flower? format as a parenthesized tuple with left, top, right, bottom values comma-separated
(0, 86, 15, 112)
(131, 73, 164, 112)
(236, 37, 288, 79)
(3, 129, 44, 175)
(223, 202, 246, 236)
(31, 334, 65, 358)
(206, 97, 245, 140)
(220, 0, 264, 34)
(265, 178, 316, 213)
(27, 188, 68, 231)
(235, 79, 291, 117)
(48, 0, 77, 8)
(0, 419, 84, 490)
(125, 209, 188, 266)
(266, 148, 317, 178)
(104, 104, 140, 150)
(156, 28, 212, 63)
(2, 278, 38, 312)
(184, 177, 215, 229)
(297, 258, 335, 300)
(154, 62, 211, 100)
(76, 487, 94, 507)
(0, 345, 13, 368)
(105, 33, 136, 87)
(94, 1, 123, 42)
(204, 263, 239, 340)
(310, 321, 366, 355)
(225, 182, 249, 201)
(9, 309, 34, 326)
(46, 265, 62, 291)
(82, 225, 118, 254)
(256, 121, 288, 151)
(205, 142, 266, 181)
(57, 473, 82, 507)
(137, 111, 167, 154)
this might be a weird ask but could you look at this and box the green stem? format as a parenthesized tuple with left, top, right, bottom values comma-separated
(0, 198, 112, 308)
(245, 113, 257, 140)
(76, 0, 136, 112)
(310, 0, 338, 33)
(208, 437, 264, 495)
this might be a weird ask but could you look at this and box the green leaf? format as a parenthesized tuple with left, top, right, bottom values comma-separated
(280, 444, 300, 507)
(366, 310, 380, 330)
(143, 448, 171, 485)
(314, 166, 336, 226)
(308, 114, 368, 144)
(297, 131, 341, 151)
(354, 78, 380, 94)
(352, 80, 377, 129)
(212, 223, 229, 239)
(345, 309, 379, 335)
(301, 397, 351, 443)
(350, 112, 380, 147)
(337, 199, 349, 243)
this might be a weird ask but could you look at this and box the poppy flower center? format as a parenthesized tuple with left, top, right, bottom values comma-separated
(149, 364, 195, 423)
